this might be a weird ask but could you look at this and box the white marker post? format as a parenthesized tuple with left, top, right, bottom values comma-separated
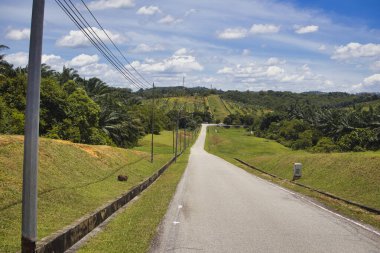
(21, 0, 45, 252)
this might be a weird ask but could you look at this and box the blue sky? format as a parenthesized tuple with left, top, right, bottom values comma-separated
(1, 0, 380, 92)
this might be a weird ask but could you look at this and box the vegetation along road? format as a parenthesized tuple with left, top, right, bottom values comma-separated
(151, 124, 380, 253)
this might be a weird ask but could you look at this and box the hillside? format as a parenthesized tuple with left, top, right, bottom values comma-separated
(0, 132, 175, 252)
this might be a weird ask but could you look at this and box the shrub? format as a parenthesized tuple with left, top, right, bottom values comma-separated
(311, 137, 339, 153)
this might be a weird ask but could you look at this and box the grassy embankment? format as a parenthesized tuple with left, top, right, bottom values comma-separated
(78, 142, 193, 253)
(0, 131, 181, 252)
(207, 95, 230, 122)
(205, 127, 380, 229)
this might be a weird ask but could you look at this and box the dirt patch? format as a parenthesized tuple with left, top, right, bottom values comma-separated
(77, 144, 101, 158)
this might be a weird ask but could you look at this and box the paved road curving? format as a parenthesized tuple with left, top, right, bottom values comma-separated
(150, 124, 380, 253)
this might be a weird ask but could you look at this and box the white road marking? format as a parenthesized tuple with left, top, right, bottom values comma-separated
(254, 175, 380, 237)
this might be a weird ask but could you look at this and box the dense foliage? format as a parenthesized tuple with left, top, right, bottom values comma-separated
(0, 46, 205, 148)
(223, 102, 380, 152)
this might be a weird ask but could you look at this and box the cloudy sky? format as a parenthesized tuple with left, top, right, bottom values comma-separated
(1, 0, 380, 92)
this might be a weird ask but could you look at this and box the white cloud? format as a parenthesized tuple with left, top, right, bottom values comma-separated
(68, 54, 99, 67)
(364, 74, 380, 85)
(158, 15, 182, 25)
(250, 24, 280, 34)
(56, 27, 127, 48)
(294, 25, 319, 34)
(332, 42, 380, 60)
(131, 43, 165, 53)
(266, 66, 284, 77)
(174, 48, 189, 55)
(42, 54, 65, 70)
(132, 49, 203, 73)
(88, 0, 135, 10)
(5, 52, 28, 67)
(266, 57, 286, 65)
(5, 52, 66, 70)
(136, 6, 161, 15)
(216, 60, 330, 91)
(217, 28, 247, 40)
(353, 74, 380, 92)
(5, 28, 30, 40)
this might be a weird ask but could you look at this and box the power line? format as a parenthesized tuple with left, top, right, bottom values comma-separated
(65, 0, 147, 88)
(79, 0, 151, 87)
(55, 0, 144, 89)
(55, 0, 150, 89)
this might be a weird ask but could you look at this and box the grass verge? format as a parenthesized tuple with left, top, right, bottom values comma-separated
(77, 148, 190, 253)
(0, 131, 174, 252)
(205, 126, 380, 230)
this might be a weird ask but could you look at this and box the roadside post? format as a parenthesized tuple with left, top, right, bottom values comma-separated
(293, 163, 302, 181)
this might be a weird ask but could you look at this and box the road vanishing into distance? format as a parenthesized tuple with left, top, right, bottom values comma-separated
(150, 124, 380, 253)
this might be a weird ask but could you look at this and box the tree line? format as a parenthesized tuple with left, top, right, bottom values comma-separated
(223, 101, 380, 152)
(0, 45, 207, 148)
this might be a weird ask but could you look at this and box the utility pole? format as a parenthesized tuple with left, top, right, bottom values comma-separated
(175, 111, 179, 162)
(172, 123, 175, 154)
(150, 83, 155, 163)
(22, 0, 45, 252)
(184, 126, 186, 150)
(179, 127, 182, 152)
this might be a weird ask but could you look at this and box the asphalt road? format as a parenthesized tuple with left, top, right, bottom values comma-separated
(150, 124, 380, 253)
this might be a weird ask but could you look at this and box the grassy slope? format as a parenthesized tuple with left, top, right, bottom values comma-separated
(0, 132, 174, 252)
(205, 127, 380, 210)
(78, 145, 192, 253)
(151, 96, 206, 112)
(207, 95, 230, 121)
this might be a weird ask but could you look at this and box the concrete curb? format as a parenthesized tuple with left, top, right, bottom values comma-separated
(34, 152, 184, 253)
(234, 158, 380, 215)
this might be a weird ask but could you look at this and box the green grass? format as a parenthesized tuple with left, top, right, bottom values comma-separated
(205, 127, 380, 228)
(207, 95, 230, 122)
(77, 146, 191, 253)
(0, 131, 175, 252)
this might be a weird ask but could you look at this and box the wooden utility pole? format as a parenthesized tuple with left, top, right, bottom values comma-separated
(22, 0, 45, 252)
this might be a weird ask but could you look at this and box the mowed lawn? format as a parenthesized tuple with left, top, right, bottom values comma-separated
(0, 131, 175, 252)
(205, 127, 380, 210)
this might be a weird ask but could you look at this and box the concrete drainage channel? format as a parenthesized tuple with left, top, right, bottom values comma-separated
(234, 158, 380, 215)
(33, 152, 184, 253)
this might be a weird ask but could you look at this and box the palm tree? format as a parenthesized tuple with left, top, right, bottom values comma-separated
(99, 106, 144, 147)
(41, 64, 57, 78)
(59, 66, 79, 85)
(0, 45, 10, 81)
(84, 77, 110, 98)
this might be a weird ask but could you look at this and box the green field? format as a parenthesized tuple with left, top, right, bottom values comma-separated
(0, 132, 177, 252)
(205, 127, 380, 222)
